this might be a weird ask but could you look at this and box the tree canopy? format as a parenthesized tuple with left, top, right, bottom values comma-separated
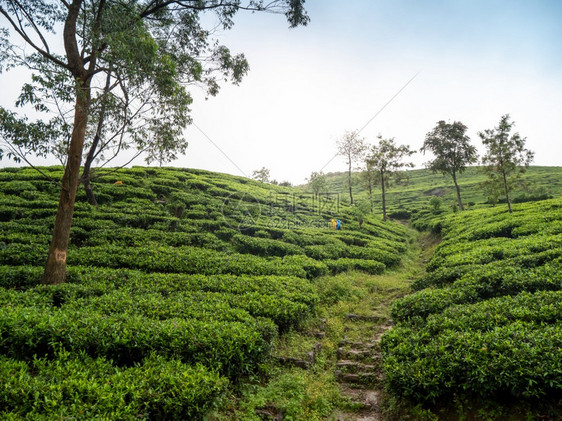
(479, 114, 534, 213)
(421, 120, 477, 211)
(366, 135, 414, 220)
(306, 171, 327, 197)
(252, 166, 271, 183)
(0, 0, 309, 284)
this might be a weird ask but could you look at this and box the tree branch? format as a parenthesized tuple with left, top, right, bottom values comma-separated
(0, 5, 70, 70)
(0, 141, 59, 184)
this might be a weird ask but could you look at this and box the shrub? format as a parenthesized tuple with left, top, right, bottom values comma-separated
(326, 258, 385, 275)
(232, 234, 303, 257)
(0, 302, 276, 377)
(0, 352, 227, 420)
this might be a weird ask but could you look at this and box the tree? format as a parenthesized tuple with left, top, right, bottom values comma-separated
(351, 200, 370, 228)
(478, 114, 534, 213)
(252, 167, 270, 183)
(306, 171, 327, 197)
(429, 196, 442, 213)
(421, 120, 478, 211)
(337, 130, 366, 205)
(366, 135, 414, 220)
(359, 158, 377, 213)
(0, 0, 309, 284)
(479, 173, 503, 206)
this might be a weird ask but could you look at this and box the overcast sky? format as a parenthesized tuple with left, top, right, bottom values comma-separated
(1, 0, 561, 184)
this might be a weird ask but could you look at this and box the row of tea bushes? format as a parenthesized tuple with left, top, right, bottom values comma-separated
(392, 260, 561, 322)
(383, 198, 562, 403)
(0, 265, 319, 331)
(0, 299, 276, 376)
(0, 351, 226, 420)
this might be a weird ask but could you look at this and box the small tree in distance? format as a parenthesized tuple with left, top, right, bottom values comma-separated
(421, 120, 478, 211)
(306, 171, 328, 197)
(351, 200, 370, 228)
(337, 130, 366, 205)
(360, 158, 378, 213)
(479, 114, 534, 213)
(366, 135, 415, 220)
(252, 167, 271, 183)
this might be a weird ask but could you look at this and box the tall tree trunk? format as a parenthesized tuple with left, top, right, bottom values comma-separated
(348, 159, 353, 205)
(80, 69, 111, 207)
(81, 131, 102, 207)
(368, 181, 373, 213)
(451, 171, 464, 211)
(42, 81, 91, 284)
(381, 171, 387, 221)
(501, 170, 512, 214)
(83, 176, 98, 206)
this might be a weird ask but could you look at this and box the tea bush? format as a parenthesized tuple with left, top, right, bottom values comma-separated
(0, 351, 227, 420)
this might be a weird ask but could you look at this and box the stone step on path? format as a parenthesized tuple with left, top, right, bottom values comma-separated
(336, 360, 379, 374)
(337, 348, 382, 364)
(334, 319, 394, 421)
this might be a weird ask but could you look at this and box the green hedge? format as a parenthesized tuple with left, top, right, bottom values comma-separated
(232, 234, 303, 257)
(383, 321, 562, 402)
(0, 352, 227, 420)
(0, 302, 276, 377)
(326, 258, 385, 275)
(395, 262, 562, 322)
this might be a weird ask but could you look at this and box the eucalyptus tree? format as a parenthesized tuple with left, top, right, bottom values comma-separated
(0, 0, 309, 284)
(421, 120, 478, 211)
(337, 130, 366, 205)
(366, 135, 414, 220)
(479, 114, 534, 213)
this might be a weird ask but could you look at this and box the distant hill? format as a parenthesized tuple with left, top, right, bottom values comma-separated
(308, 166, 562, 219)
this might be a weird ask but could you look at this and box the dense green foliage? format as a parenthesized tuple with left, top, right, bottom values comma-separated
(382, 198, 562, 403)
(0, 165, 407, 419)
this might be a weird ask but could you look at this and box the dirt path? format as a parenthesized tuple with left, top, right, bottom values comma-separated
(332, 307, 396, 420)
(332, 230, 437, 420)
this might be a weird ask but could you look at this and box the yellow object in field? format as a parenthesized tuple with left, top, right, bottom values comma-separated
(330, 218, 337, 230)
(114, 180, 123, 185)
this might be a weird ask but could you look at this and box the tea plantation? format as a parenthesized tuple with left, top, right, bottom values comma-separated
(383, 198, 562, 407)
(0, 166, 408, 419)
(323, 166, 562, 218)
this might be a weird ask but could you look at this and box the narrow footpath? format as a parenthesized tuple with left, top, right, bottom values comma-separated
(332, 228, 438, 420)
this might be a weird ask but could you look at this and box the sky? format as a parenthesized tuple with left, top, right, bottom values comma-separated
(1, 0, 561, 184)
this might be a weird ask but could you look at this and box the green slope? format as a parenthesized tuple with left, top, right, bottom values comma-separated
(0, 165, 409, 419)
(383, 198, 562, 412)
(318, 166, 562, 218)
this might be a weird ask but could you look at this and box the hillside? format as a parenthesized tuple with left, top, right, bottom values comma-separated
(319, 166, 562, 218)
(2, 165, 561, 419)
(0, 165, 409, 419)
(384, 198, 562, 417)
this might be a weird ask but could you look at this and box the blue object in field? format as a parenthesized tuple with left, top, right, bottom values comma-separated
(336, 219, 342, 230)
